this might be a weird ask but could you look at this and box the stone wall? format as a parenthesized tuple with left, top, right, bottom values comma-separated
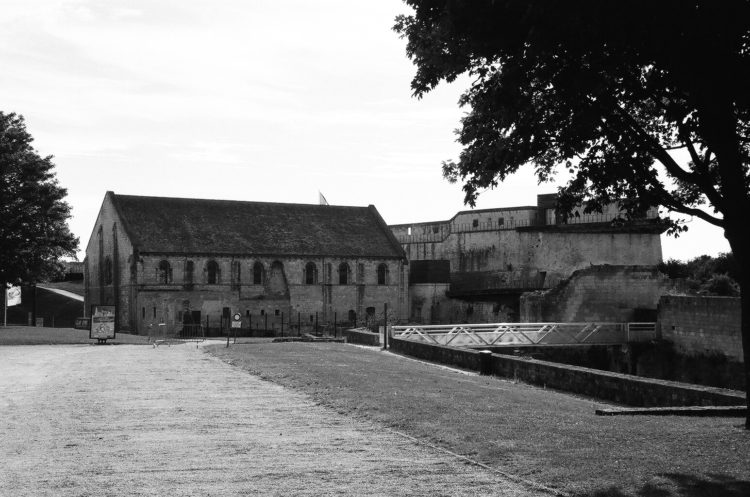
(391, 338, 746, 407)
(344, 328, 380, 346)
(83, 193, 135, 328)
(393, 215, 662, 286)
(520, 265, 675, 322)
(658, 295, 743, 362)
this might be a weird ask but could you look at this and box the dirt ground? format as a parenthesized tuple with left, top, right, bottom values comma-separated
(0, 343, 552, 496)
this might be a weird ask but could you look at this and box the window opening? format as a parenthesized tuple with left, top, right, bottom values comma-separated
(207, 260, 220, 284)
(157, 260, 171, 284)
(305, 262, 318, 284)
(377, 263, 388, 285)
(103, 256, 113, 285)
(338, 263, 350, 285)
(253, 261, 263, 284)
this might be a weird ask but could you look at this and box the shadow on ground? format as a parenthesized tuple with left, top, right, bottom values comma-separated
(583, 473, 750, 497)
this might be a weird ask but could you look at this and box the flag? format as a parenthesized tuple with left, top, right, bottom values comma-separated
(6, 285, 21, 306)
(319, 191, 329, 206)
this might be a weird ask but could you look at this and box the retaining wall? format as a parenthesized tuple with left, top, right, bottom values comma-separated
(658, 295, 742, 362)
(344, 329, 380, 346)
(391, 338, 745, 407)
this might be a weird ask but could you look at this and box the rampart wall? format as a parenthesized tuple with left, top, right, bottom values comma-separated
(520, 265, 676, 322)
(391, 338, 745, 407)
(658, 295, 743, 362)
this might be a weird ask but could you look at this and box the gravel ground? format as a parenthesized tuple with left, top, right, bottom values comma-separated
(0, 344, 551, 496)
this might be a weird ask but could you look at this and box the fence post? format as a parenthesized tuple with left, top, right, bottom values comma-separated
(334, 312, 337, 338)
(281, 312, 284, 337)
(264, 313, 268, 333)
(298, 312, 301, 337)
(315, 312, 318, 334)
(206, 315, 209, 336)
(382, 303, 388, 350)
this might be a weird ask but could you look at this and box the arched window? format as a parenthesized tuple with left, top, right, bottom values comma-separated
(103, 256, 113, 285)
(157, 260, 172, 284)
(207, 260, 220, 284)
(377, 263, 389, 285)
(253, 261, 264, 285)
(304, 262, 318, 284)
(338, 262, 350, 285)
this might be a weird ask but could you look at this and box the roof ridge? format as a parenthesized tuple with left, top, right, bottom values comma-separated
(110, 192, 370, 210)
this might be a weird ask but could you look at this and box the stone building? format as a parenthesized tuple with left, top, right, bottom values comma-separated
(84, 192, 408, 334)
(389, 194, 666, 323)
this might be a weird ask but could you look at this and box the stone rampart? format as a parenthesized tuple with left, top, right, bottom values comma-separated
(520, 265, 675, 322)
(658, 295, 742, 362)
(390, 338, 745, 407)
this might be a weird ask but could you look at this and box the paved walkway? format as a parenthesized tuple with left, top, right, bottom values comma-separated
(0, 344, 547, 496)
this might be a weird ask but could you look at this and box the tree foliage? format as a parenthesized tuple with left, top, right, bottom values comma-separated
(0, 112, 78, 285)
(394, 1, 750, 239)
(659, 253, 740, 296)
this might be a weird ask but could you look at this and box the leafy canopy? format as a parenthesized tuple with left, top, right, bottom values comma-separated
(0, 112, 78, 285)
(394, 1, 750, 237)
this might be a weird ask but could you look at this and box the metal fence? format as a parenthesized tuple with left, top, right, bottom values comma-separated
(149, 323, 206, 347)
(391, 322, 657, 348)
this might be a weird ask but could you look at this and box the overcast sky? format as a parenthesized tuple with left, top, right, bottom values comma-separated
(1, 0, 731, 261)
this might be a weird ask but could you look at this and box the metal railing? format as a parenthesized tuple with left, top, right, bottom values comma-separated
(391, 322, 657, 348)
(149, 323, 206, 347)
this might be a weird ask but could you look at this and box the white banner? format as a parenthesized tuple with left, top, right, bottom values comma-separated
(6, 286, 21, 307)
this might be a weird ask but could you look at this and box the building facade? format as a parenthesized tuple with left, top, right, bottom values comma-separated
(84, 192, 408, 334)
(390, 194, 666, 323)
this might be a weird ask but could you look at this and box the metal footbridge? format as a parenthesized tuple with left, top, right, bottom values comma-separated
(390, 322, 657, 348)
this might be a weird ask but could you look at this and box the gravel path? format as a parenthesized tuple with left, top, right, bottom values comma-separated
(0, 344, 548, 496)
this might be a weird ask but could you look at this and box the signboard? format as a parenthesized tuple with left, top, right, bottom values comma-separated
(90, 305, 116, 340)
(231, 312, 242, 329)
(6, 285, 21, 306)
(74, 317, 91, 330)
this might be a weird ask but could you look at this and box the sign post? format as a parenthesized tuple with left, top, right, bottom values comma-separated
(228, 312, 241, 347)
(90, 305, 116, 344)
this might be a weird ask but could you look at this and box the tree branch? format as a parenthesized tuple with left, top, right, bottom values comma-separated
(610, 105, 724, 211)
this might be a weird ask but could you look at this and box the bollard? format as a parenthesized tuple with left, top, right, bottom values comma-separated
(478, 350, 493, 375)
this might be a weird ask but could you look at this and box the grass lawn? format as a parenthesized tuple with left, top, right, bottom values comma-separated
(0, 326, 151, 345)
(208, 342, 750, 497)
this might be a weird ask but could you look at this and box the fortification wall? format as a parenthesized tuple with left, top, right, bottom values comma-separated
(658, 295, 743, 362)
(520, 265, 676, 322)
(401, 229, 662, 285)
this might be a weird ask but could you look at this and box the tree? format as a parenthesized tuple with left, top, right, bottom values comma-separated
(395, 1, 750, 427)
(658, 253, 740, 296)
(0, 112, 79, 289)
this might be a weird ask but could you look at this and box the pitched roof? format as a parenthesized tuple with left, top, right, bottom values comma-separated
(107, 192, 405, 259)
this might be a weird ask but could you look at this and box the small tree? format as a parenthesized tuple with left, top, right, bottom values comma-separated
(395, 1, 750, 427)
(0, 112, 78, 287)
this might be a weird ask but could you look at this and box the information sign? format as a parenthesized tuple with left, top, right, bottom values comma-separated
(90, 305, 116, 340)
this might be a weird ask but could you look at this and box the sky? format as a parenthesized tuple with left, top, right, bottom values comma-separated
(1, 0, 731, 262)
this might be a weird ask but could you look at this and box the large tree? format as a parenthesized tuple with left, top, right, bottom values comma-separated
(395, 1, 750, 427)
(0, 112, 78, 289)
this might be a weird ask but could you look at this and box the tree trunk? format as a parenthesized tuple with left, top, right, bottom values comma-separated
(741, 275, 750, 430)
(724, 225, 750, 429)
